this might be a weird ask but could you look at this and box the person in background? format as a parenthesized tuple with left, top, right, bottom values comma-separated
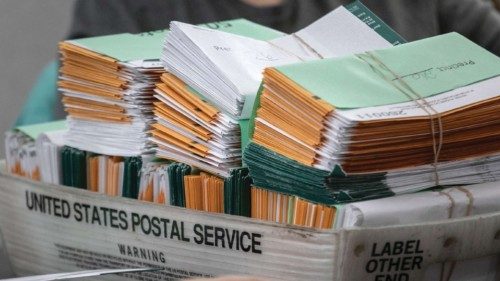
(493, 0, 500, 11)
(15, 0, 500, 126)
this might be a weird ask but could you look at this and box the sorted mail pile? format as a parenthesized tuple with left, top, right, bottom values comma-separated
(244, 33, 500, 208)
(58, 31, 166, 156)
(153, 3, 402, 181)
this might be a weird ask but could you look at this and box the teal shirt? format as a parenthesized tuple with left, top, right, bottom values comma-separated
(15, 61, 60, 127)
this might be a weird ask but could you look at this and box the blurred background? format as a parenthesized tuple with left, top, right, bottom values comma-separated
(0, 0, 75, 159)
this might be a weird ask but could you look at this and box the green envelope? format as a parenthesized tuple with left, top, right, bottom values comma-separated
(61, 146, 87, 189)
(122, 157, 143, 199)
(167, 162, 192, 208)
(60, 147, 143, 194)
(224, 168, 251, 217)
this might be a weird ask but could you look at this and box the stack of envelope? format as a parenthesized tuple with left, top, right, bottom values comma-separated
(184, 173, 225, 213)
(244, 33, 500, 204)
(251, 187, 336, 229)
(138, 160, 251, 216)
(153, 19, 284, 177)
(154, 2, 402, 178)
(58, 31, 166, 156)
(252, 178, 500, 230)
(151, 71, 243, 177)
(4, 120, 66, 182)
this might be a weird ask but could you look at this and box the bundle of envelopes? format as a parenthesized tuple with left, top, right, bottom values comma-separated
(138, 161, 251, 216)
(4, 120, 66, 182)
(58, 30, 166, 156)
(61, 146, 144, 198)
(153, 19, 284, 177)
(155, 2, 403, 180)
(149, 19, 279, 216)
(244, 32, 500, 205)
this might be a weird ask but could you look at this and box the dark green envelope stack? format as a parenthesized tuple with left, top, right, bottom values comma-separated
(244, 143, 394, 204)
(224, 168, 252, 216)
(122, 157, 143, 199)
(167, 162, 192, 207)
(61, 146, 87, 189)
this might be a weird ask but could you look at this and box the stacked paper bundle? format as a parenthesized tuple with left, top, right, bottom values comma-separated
(154, 2, 402, 179)
(58, 31, 166, 156)
(244, 33, 500, 205)
(253, 180, 500, 229)
(153, 19, 284, 177)
(152, 73, 242, 177)
(138, 161, 251, 216)
(4, 120, 66, 182)
(184, 173, 225, 213)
